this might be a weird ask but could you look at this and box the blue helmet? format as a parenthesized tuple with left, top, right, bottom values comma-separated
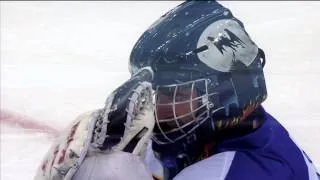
(129, 1, 267, 148)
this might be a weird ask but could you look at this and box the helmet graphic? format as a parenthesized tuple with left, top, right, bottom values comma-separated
(129, 1, 267, 147)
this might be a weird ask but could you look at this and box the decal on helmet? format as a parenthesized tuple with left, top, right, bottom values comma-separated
(197, 19, 258, 72)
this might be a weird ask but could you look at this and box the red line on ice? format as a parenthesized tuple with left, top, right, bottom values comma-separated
(0, 109, 59, 137)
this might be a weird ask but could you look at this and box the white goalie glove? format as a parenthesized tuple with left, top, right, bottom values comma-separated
(35, 68, 155, 180)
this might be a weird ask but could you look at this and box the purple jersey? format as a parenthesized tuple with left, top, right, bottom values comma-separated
(146, 108, 320, 180)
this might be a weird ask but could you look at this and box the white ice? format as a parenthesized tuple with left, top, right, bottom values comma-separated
(1, 1, 320, 179)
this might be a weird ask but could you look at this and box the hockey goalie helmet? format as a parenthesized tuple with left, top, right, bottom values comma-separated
(129, 1, 267, 146)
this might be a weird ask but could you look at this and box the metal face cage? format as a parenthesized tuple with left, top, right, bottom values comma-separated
(152, 78, 221, 145)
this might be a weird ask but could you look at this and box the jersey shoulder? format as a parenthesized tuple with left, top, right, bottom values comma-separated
(173, 150, 318, 180)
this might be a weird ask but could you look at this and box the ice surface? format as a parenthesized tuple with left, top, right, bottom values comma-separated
(1, 1, 320, 179)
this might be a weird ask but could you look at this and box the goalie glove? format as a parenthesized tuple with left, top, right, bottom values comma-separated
(92, 67, 154, 157)
(34, 67, 155, 180)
